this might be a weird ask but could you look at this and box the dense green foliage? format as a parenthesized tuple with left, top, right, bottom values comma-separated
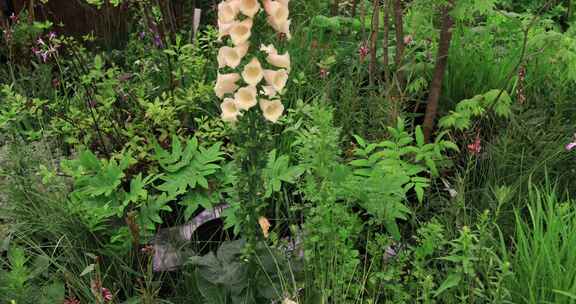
(1, 0, 575, 303)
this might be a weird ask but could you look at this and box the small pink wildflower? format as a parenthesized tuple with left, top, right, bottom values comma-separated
(403, 35, 414, 45)
(10, 13, 19, 23)
(467, 135, 481, 155)
(319, 68, 329, 79)
(358, 44, 369, 61)
(101, 287, 113, 302)
(63, 298, 81, 304)
(566, 134, 576, 151)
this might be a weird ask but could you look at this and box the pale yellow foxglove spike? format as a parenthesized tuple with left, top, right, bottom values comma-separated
(215, 73, 241, 99)
(263, 69, 289, 93)
(234, 86, 258, 110)
(220, 97, 241, 122)
(230, 18, 253, 46)
(259, 99, 284, 123)
(242, 57, 264, 86)
(239, 0, 261, 18)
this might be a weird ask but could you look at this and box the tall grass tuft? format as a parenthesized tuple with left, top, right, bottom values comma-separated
(506, 183, 576, 304)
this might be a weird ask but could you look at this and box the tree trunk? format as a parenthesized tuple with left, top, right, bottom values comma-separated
(422, 1, 455, 143)
(382, 0, 390, 86)
(27, 0, 34, 22)
(360, 0, 366, 39)
(351, 0, 358, 17)
(393, 0, 405, 86)
(369, 0, 380, 86)
(331, 0, 339, 16)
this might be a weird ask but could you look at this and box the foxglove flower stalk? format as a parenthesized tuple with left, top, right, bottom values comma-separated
(215, 0, 292, 254)
(216, 0, 290, 124)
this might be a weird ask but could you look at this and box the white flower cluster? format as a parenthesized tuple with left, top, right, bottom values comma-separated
(215, 0, 292, 123)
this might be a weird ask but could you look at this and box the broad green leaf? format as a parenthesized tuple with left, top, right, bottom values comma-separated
(434, 273, 462, 297)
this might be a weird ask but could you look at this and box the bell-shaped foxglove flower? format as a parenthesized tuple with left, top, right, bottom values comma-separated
(259, 99, 284, 123)
(263, 69, 289, 93)
(261, 85, 277, 98)
(242, 57, 264, 85)
(234, 85, 258, 110)
(217, 43, 249, 69)
(215, 73, 241, 99)
(230, 18, 253, 45)
(260, 44, 291, 70)
(221, 97, 241, 122)
(218, 0, 239, 24)
(239, 0, 261, 18)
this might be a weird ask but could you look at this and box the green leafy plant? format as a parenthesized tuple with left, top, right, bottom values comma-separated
(188, 240, 294, 304)
(0, 246, 64, 304)
(439, 89, 513, 131)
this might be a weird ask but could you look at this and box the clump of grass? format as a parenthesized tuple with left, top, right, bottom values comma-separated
(505, 182, 576, 304)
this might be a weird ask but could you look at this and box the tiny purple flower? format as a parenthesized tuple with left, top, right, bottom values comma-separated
(153, 34, 164, 48)
(48, 31, 57, 40)
(37, 37, 45, 46)
(40, 51, 49, 62)
(139, 31, 146, 40)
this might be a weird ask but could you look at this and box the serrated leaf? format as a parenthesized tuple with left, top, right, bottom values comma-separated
(156, 138, 224, 196)
(263, 150, 304, 198)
